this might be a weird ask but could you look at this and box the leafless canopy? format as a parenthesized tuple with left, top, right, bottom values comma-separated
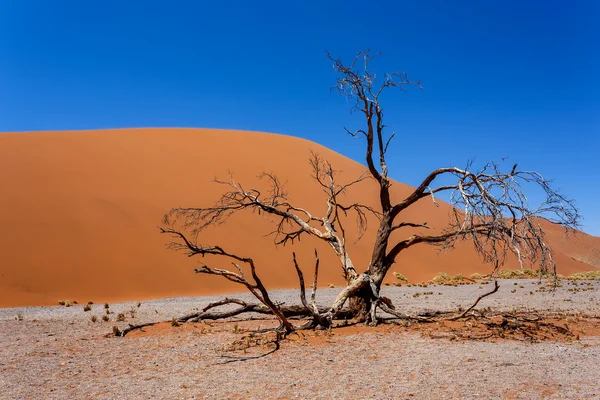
(324, 50, 579, 286)
(160, 49, 580, 329)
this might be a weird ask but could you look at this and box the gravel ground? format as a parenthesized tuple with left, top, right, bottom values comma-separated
(1, 280, 599, 399)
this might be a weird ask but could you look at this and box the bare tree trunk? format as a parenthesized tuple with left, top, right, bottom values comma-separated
(346, 214, 393, 322)
(347, 285, 373, 322)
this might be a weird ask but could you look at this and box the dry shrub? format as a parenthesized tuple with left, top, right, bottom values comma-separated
(497, 270, 524, 279)
(432, 272, 451, 284)
(393, 272, 409, 284)
(91, 315, 98, 323)
(568, 271, 600, 280)
(171, 317, 180, 327)
(523, 269, 538, 277)
(117, 313, 126, 322)
(83, 304, 92, 312)
(102, 315, 109, 322)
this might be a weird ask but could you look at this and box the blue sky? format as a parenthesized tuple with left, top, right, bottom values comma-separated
(1, 1, 599, 235)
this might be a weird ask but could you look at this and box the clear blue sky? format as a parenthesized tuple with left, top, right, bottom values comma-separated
(1, 1, 599, 235)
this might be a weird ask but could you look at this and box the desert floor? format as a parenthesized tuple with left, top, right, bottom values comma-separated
(2, 279, 599, 400)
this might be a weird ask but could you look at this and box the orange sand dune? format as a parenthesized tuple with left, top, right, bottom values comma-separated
(0, 128, 597, 307)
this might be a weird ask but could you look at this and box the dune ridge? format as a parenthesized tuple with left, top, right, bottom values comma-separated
(0, 128, 597, 307)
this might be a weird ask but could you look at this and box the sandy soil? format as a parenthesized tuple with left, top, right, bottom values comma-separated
(1, 128, 599, 308)
(2, 280, 599, 399)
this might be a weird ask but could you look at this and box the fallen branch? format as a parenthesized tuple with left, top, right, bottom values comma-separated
(378, 302, 435, 322)
(447, 280, 500, 321)
(116, 322, 160, 337)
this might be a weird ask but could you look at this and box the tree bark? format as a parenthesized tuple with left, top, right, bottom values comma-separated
(347, 285, 373, 322)
(345, 213, 393, 322)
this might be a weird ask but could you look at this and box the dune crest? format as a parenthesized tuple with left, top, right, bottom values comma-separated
(0, 128, 597, 307)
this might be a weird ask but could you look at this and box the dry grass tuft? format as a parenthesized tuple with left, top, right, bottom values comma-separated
(432, 272, 451, 284)
(497, 270, 526, 279)
(568, 271, 600, 280)
(393, 272, 409, 284)
(496, 269, 554, 279)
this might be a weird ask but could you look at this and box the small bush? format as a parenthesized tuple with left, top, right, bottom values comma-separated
(117, 313, 126, 322)
(83, 304, 92, 312)
(523, 269, 537, 277)
(171, 317, 180, 327)
(568, 271, 600, 280)
(112, 326, 121, 336)
(104, 303, 110, 309)
(393, 272, 409, 283)
(102, 315, 109, 322)
(91, 315, 98, 323)
(470, 273, 483, 280)
(498, 270, 524, 279)
(432, 272, 451, 284)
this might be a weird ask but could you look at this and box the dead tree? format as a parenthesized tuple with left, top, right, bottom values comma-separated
(161, 50, 580, 329)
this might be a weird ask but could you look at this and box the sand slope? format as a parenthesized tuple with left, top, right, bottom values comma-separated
(0, 128, 597, 307)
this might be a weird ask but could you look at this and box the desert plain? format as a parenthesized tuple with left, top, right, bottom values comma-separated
(1, 128, 599, 399)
